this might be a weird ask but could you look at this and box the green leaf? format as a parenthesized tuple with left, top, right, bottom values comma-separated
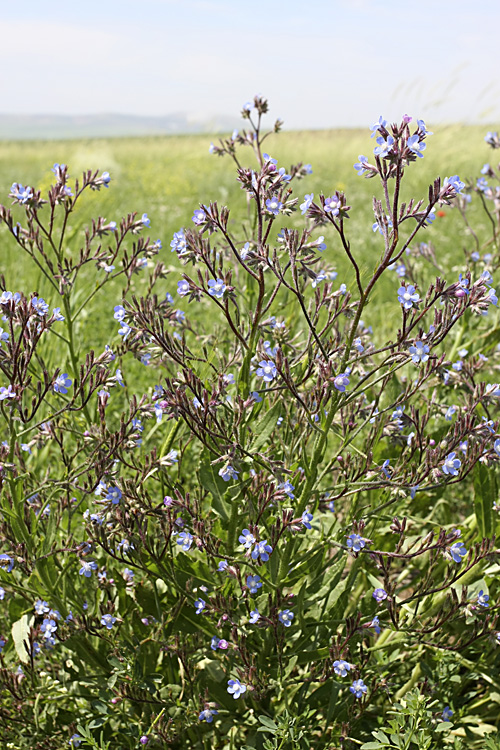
(249, 401, 281, 453)
(198, 452, 230, 521)
(11, 614, 33, 663)
(473, 462, 495, 539)
(258, 715, 278, 732)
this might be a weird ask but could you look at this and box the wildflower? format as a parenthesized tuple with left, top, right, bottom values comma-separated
(219, 464, 239, 482)
(369, 615, 381, 634)
(79, 560, 98, 578)
(192, 208, 205, 225)
(374, 135, 394, 157)
(177, 279, 190, 297)
(324, 195, 340, 215)
(69, 734, 82, 747)
(408, 341, 429, 364)
(265, 197, 282, 215)
(251, 540, 273, 562)
(53, 373, 72, 394)
(278, 609, 294, 627)
(211, 637, 228, 650)
(256, 360, 277, 382)
(350, 679, 368, 698)
(443, 175, 465, 195)
(249, 609, 260, 623)
(199, 708, 218, 722)
(373, 588, 388, 603)
(105, 486, 122, 504)
(370, 116, 386, 136)
(441, 706, 453, 722)
(239, 529, 256, 549)
(218, 560, 228, 572)
(301, 510, 313, 529)
(0, 385, 15, 400)
(477, 590, 489, 608)
(397, 284, 420, 310)
(246, 575, 262, 594)
(101, 614, 117, 629)
(407, 134, 426, 158)
(346, 533, 365, 552)
(333, 371, 350, 392)
(122, 568, 134, 584)
(194, 598, 206, 614)
(333, 659, 350, 677)
(34, 599, 50, 615)
(279, 481, 295, 499)
(208, 279, 227, 299)
(353, 155, 369, 175)
(227, 679, 247, 699)
(31, 297, 49, 316)
(442, 452, 461, 476)
(176, 531, 194, 551)
(300, 193, 314, 214)
(449, 541, 467, 563)
(444, 405, 457, 421)
(0, 554, 14, 573)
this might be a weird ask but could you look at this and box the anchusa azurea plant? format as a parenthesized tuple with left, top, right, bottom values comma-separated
(2, 99, 500, 749)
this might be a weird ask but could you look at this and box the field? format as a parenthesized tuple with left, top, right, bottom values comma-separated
(2, 116, 500, 750)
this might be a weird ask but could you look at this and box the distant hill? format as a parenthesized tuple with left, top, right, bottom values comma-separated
(0, 113, 242, 141)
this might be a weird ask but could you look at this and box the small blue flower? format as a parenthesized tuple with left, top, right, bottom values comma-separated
(300, 193, 314, 214)
(219, 464, 239, 482)
(370, 116, 387, 136)
(246, 575, 262, 594)
(346, 533, 365, 553)
(249, 609, 260, 623)
(441, 706, 453, 722)
(256, 360, 277, 382)
(69, 734, 82, 747)
(398, 284, 420, 310)
(105, 486, 122, 504)
(333, 371, 350, 392)
(199, 708, 218, 722)
(449, 541, 467, 563)
(477, 590, 489, 608)
(353, 155, 369, 175)
(408, 341, 429, 364)
(208, 279, 227, 299)
(239, 529, 256, 549)
(374, 135, 394, 157)
(278, 609, 294, 627)
(265, 197, 282, 215)
(333, 659, 350, 677)
(79, 560, 98, 578)
(177, 280, 190, 297)
(194, 598, 206, 614)
(101, 614, 117, 629)
(350, 679, 367, 698)
(192, 208, 206, 225)
(251, 540, 273, 562)
(324, 195, 340, 215)
(176, 531, 194, 551)
(53, 373, 72, 395)
(407, 134, 426, 158)
(301, 510, 313, 529)
(442, 452, 461, 476)
(227, 679, 247, 699)
(373, 588, 388, 603)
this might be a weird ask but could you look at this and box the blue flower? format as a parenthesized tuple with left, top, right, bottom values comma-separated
(31, 297, 49, 316)
(218, 560, 228, 572)
(279, 481, 295, 499)
(370, 117, 387, 137)
(256, 360, 277, 382)
(246, 575, 262, 594)
(0, 385, 15, 400)
(408, 341, 429, 364)
(350, 679, 367, 698)
(192, 208, 206, 225)
(101, 614, 117, 629)
(53, 374, 72, 395)
(227, 679, 247, 699)
(265, 197, 282, 215)
(333, 659, 350, 677)
(177, 280, 190, 297)
(443, 175, 465, 195)
(176, 532, 194, 551)
(301, 510, 313, 529)
(442, 452, 461, 476)
(300, 193, 314, 214)
(324, 195, 340, 215)
(441, 706, 453, 722)
(251, 540, 273, 562)
(477, 590, 489, 608)
(249, 609, 260, 624)
(372, 588, 388, 603)
(113, 305, 126, 322)
(239, 529, 256, 549)
(105, 486, 122, 504)
(208, 279, 227, 299)
(199, 708, 218, 722)
(374, 135, 394, 157)
(171, 229, 187, 255)
(333, 371, 350, 392)
(141, 213, 150, 227)
(398, 285, 420, 310)
(346, 533, 365, 552)
(449, 541, 467, 563)
(353, 155, 369, 176)
(278, 609, 294, 627)
(69, 734, 82, 747)
(194, 598, 206, 614)
(79, 560, 98, 577)
(219, 464, 239, 481)
(407, 134, 426, 158)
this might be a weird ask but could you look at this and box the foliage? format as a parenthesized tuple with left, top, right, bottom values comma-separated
(0, 98, 500, 749)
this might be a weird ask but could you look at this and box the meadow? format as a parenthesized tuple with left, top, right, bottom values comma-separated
(1, 107, 500, 750)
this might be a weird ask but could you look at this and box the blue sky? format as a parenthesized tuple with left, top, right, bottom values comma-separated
(1, 0, 499, 128)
